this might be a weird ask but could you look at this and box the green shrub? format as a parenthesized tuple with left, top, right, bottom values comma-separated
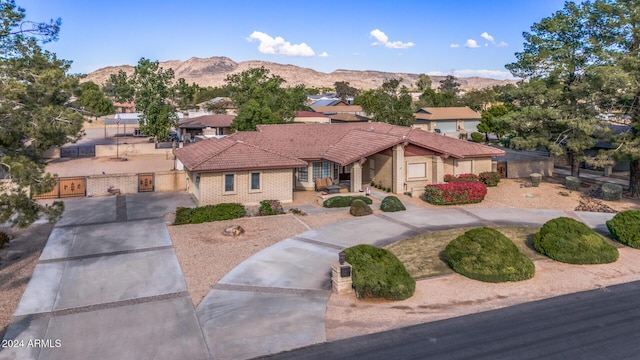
(534, 217, 619, 264)
(350, 199, 373, 216)
(174, 207, 194, 225)
(344, 244, 415, 300)
(444, 227, 535, 282)
(380, 196, 406, 212)
(606, 210, 640, 249)
(0, 231, 10, 248)
(323, 195, 373, 208)
(471, 132, 484, 143)
(258, 200, 285, 216)
(173, 203, 245, 225)
(479, 172, 500, 187)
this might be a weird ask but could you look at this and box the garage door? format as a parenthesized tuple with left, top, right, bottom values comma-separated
(464, 120, 480, 132)
(435, 121, 457, 133)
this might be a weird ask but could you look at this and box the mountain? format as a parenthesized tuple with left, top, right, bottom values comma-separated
(84, 56, 517, 91)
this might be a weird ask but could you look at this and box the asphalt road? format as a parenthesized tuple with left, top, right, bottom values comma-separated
(262, 280, 640, 360)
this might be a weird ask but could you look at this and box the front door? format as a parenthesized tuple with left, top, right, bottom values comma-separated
(138, 173, 154, 192)
(497, 162, 507, 178)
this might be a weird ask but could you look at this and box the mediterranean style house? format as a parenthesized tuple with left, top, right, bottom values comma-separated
(174, 122, 505, 206)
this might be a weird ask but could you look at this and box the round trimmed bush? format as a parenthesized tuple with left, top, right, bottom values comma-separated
(350, 199, 373, 216)
(534, 217, 619, 264)
(380, 196, 406, 212)
(565, 176, 580, 191)
(606, 210, 640, 249)
(344, 244, 415, 300)
(323, 195, 372, 208)
(444, 227, 535, 282)
(470, 132, 484, 143)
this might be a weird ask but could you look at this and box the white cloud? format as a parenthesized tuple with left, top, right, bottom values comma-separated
(480, 32, 495, 43)
(453, 69, 515, 80)
(464, 39, 480, 48)
(370, 29, 414, 49)
(247, 31, 315, 57)
(497, 41, 509, 47)
(319, 51, 329, 57)
(450, 43, 460, 48)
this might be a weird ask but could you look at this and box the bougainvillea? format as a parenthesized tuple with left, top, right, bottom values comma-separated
(424, 181, 487, 205)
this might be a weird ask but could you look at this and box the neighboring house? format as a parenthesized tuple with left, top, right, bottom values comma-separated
(113, 102, 136, 114)
(195, 97, 237, 115)
(413, 107, 481, 136)
(174, 122, 505, 206)
(310, 104, 365, 116)
(178, 114, 235, 142)
(293, 111, 330, 124)
(329, 113, 370, 123)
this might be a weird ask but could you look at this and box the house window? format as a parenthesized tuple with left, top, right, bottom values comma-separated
(407, 163, 427, 179)
(250, 172, 260, 190)
(224, 173, 234, 192)
(298, 166, 308, 182)
(312, 162, 331, 179)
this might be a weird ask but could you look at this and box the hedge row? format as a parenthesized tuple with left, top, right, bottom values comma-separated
(424, 181, 487, 205)
(323, 195, 372, 208)
(444, 172, 500, 187)
(174, 203, 246, 225)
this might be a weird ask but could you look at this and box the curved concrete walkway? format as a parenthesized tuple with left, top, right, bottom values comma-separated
(196, 207, 615, 360)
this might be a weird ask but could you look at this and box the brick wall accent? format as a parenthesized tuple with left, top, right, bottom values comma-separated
(86, 171, 187, 197)
(155, 171, 187, 192)
(197, 169, 294, 206)
(95, 143, 177, 157)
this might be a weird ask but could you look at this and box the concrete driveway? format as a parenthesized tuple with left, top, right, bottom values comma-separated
(0, 192, 209, 360)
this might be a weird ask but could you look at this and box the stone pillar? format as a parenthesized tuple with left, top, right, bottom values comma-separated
(392, 144, 405, 194)
(432, 156, 445, 183)
(331, 262, 353, 294)
(350, 162, 362, 192)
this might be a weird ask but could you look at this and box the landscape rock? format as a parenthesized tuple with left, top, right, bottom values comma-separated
(6, 250, 22, 261)
(222, 225, 245, 237)
(575, 196, 617, 213)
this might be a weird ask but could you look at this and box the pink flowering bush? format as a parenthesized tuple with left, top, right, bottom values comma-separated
(424, 181, 487, 205)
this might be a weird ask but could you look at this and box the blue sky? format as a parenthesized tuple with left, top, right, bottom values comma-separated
(19, 1, 571, 80)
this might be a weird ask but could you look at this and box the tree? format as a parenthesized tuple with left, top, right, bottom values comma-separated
(462, 88, 496, 111)
(354, 79, 415, 126)
(478, 105, 510, 141)
(438, 75, 461, 95)
(334, 81, 359, 102)
(76, 81, 114, 119)
(130, 58, 178, 142)
(173, 78, 199, 110)
(506, 1, 608, 177)
(225, 67, 306, 131)
(415, 74, 432, 91)
(416, 88, 461, 108)
(0, 1, 82, 226)
(102, 69, 134, 103)
(589, 0, 640, 197)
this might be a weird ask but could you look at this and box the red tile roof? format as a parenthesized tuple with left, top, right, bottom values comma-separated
(174, 137, 306, 172)
(233, 123, 504, 165)
(179, 114, 235, 129)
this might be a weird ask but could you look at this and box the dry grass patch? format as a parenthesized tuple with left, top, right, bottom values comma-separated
(385, 226, 545, 279)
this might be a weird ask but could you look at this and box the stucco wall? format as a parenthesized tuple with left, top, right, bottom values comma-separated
(197, 169, 294, 206)
(369, 153, 392, 189)
(86, 171, 186, 197)
(505, 159, 554, 178)
(95, 143, 178, 157)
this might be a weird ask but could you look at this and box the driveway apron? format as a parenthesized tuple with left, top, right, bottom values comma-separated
(1, 192, 209, 360)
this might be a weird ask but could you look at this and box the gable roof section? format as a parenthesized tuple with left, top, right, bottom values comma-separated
(179, 114, 236, 129)
(174, 137, 306, 172)
(406, 128, 504, 158)
(323, 130, 403, 165)
(414, 107, 480, 121)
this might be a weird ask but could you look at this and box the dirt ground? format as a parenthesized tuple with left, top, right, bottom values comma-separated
(0, 224, 53, 340)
